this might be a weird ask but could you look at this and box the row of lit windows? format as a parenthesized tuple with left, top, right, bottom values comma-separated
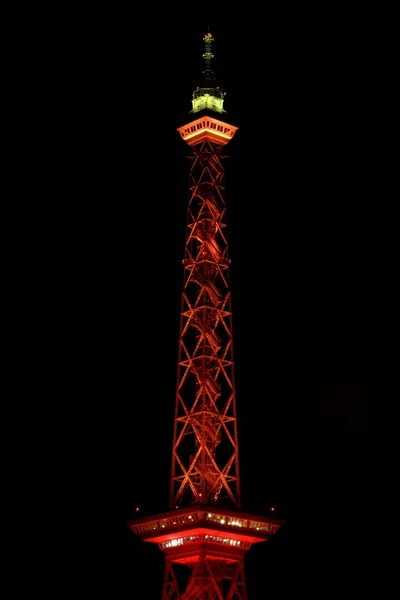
(133, 513, 197, 534)
(204, 535, 248, 548)
(181, 121, 233, 136)
(205, 512, 277, 533)
(159, 534, 250, 550)
(160, 535, 200, 548)
(132, 511, 278, 535)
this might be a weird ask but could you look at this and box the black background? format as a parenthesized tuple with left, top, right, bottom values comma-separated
(44, 11, 394, 599)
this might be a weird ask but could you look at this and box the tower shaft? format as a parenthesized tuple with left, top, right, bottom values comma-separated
(170, 129, 240, 510)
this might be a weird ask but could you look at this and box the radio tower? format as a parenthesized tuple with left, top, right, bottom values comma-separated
(128, 32, 284, 599)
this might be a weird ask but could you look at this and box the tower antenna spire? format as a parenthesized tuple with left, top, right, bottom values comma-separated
(202, 31, 214, 87)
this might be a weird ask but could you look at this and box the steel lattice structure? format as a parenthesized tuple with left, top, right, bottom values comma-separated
(129, 32, 284, 599)
(170, 134, 240, 511)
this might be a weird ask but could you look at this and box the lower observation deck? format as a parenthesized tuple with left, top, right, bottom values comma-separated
(128, 505, 284, 563)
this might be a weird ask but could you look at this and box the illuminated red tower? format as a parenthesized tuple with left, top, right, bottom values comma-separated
(129, 32, 284, 599)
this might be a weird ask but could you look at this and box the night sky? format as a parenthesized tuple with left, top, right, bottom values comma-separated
(59, 14, 394, 599)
